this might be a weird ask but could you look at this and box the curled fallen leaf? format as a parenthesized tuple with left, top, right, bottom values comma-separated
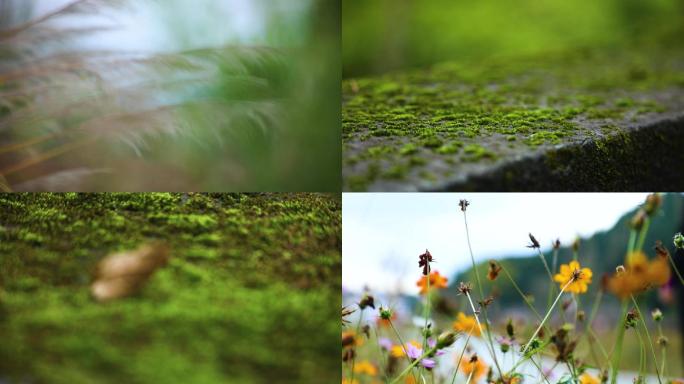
(91, 243, 169, 302)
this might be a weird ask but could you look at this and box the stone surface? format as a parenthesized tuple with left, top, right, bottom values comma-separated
(342, 49, 684, 191)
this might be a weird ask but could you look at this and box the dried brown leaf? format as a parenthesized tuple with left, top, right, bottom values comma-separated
(91, 243, 169, 302)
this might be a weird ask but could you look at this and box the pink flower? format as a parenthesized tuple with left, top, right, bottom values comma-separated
(406, 343, 437, 370)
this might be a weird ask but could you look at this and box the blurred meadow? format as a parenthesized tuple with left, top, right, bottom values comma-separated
(343, 0, 684, 77)
(342, 194, 684, 383)
(0, 0, 340, 191)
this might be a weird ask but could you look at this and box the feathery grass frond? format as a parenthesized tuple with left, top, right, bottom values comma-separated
(0, 0, 306, 190)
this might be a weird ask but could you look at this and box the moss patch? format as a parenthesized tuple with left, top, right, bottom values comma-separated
(343, 48, 684, 190)
(0, 193, 341, 384)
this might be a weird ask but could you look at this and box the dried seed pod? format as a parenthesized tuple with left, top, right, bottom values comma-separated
(91, 243, 169, 302)
(527, 233, 540, 249)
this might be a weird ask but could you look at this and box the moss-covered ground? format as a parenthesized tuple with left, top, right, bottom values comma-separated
(342, 48, 684, 191)
(0, 193, 340, 383)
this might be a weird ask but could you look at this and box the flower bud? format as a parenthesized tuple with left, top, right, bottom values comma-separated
(436, 331, 458, 349)
(644, 194, 662, 216)
(500, 341, 510, 353)
(506, 318, 515, 338)
(379, 306, 393, 320)
(630, 209, 646, 230)
(422, 324, 433, 339)
(572, 237, 580, 253)
(674, 232, 684, 250)
(358, 293, 375, 310)
(625, 308, 639, 329)
(657, 336, 668, 346)
(651, 308, 663, 322)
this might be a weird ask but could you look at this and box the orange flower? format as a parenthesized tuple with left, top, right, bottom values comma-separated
(452, 312, 483, 337)
(341, 379, 359, 384)
(647, 255, 671, 286)
(391, 341, 421, 358)
(353, 360, 378, 376)
(579, 373, 600, 384)
(553, 260, 592, 294)
(342, 330, 364, 348)
(416, 270, 448, 295)
(459, 355, 487, 381)
(607, 251, 671, 299)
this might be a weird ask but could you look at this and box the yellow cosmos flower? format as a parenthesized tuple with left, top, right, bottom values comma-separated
(553, 260, 592, 294)
(353, 360, 378, 376)
(452, 312, 483, 337)
(341, 379, 359, 384)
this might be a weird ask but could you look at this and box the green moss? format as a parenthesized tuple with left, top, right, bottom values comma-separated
(343, 47, 684, 190)
(463, 144, 495, 161)
(526, 131, 564, 147)
(0, 193, 340, 383)
(436, 141, 463, 154)
(399, 143, 418, 156)
(383, 164, 408, 179)
(421, 137, 443, 148)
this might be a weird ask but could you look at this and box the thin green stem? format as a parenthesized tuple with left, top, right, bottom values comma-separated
(529, 356, 551, 384)
(450, 324, 475, 384)
(552, 248, 559, 275)
(389, 347, 437, 384)
(657, 323, 666, 378)
(349, 310, 364, 384)
(522, 278, 573, 354)
(665, 251, 684, 285)
(581, 289, 610, 366)
(419, 270, 431, 378)
(388, 320, 419, 383)
(636, 218, 650, 251)
(423, 271, 431, 350)
(630, 295, 662, 384)
(627, 229, 637, 254)
(536, 248, 555, 310)
(373, 326, 390, 384)
(505, 340, 551, 375)
(587, 327, 610, 360)
(609, 301, 628, 384)
(462, 210, 503, 377)
(499, 263, 545, 324)
(635, 325, 645, 377)
(464, 290, 499, 366)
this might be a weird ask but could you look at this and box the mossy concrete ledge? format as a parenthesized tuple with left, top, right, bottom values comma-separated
(342, 50, 684, 191)
(433, 112, 684, 191)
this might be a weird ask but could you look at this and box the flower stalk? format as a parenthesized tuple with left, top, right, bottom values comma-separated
(461, 203, 503, 377)
(521, 278, 573, 354)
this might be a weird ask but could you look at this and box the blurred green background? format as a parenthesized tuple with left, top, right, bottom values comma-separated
(0, 0, 340, 191)
(343, 0, 684, 78)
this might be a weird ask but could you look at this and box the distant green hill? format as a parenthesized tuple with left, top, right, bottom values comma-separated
(449, 193, 684, 314)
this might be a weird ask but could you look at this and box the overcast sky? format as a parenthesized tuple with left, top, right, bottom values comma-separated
(342, 193, 652, 294)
